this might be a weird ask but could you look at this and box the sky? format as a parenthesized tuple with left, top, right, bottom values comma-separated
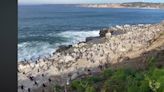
(18, 0, 164, 5)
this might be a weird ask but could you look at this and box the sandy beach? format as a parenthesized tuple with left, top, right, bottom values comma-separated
(18, 21, 164, 92)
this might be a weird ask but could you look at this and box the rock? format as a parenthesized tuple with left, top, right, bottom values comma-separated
(71, 73, 78, 80)
(73, 44, 78, 48)
(73, 42, 86, 48)
(115, 25, 123, 30)
(105, 32, 112, 39)
(124, 24, 130, 28)
(86, 37, 99, 42)
(64, 55, 74, 63)
(18, 64, 25, 70)
(18, 21, 164, 91)
(99, 26, 126, 37)
(78, 43, 87, 47)
(99, 28, 113, 37)
(56, 45, 72, 52)
(93, 44, 97, 47)
(73, 48, 79, 52)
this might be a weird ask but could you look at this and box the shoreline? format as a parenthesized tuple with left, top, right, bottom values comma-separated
(78, 3, 164, 9)
(86, 7, 163, 10)
(18, 21, 164, 92)
(79, 5, 163, 10)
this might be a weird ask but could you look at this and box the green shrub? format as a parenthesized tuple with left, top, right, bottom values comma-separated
(105, 79, 126, 92)
(85, 86, 96, 92)
(157, 76, 164, 92)
(139, 80, 150, 92)
(71, 80, 85, 92)
(103, 68, 114, 78)
(134, 72, 144, 81)
(53, 85, 63, 92)
(101, 79, 110, 92)
(147, 68, 164, 92)
(86, 76, 103, 84)
(68, 57, 164, 92)
(127, 85, 139, 92)
(149, 80, 160, 92)
(111, 68, 128, 80)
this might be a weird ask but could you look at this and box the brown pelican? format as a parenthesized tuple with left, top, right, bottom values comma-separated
(42, 83, 47, 87)
(34, 81, 38, 86)
(20, 85, 24, 90)
(29, 76, 34, 81)
(28, 88, 31, 92)
(48, 78, 52, 82)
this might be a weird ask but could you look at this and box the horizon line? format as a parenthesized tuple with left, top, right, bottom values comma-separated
(18, 1, 164, 5)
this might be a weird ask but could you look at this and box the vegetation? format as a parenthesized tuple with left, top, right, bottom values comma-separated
(53, 56, 164, 92)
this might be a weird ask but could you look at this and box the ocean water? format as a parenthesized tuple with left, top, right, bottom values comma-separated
(18, 4, 164, 61)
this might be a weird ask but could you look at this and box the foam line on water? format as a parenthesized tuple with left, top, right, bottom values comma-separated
(49, 30, 100, 43)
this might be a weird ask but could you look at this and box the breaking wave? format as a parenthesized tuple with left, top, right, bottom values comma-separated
(18, 30, 99, 61)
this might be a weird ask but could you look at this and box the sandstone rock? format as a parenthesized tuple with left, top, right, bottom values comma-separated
(105, 32, 112, 39)
(99, 28, 113, 37)
(73, 44, 78, 48)
(64, 55, 74, 63)
(71, 73, 78, 80)
(78, 43, 86, 47)
(73, 48, 79, 52)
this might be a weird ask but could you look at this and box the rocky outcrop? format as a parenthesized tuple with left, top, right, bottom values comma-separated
(99, 28, 113, 37)
(99, 25, 129, 38)
(86, 37, 99, 42)
(18, 21, 164, 92)
(56, 45, 72, 52)
(105, 32, 112, 39)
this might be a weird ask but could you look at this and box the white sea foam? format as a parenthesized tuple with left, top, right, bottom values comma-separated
(18, 41, 56, 61)
(18, 30, 99, 61)
(49, 30, 100, 43)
